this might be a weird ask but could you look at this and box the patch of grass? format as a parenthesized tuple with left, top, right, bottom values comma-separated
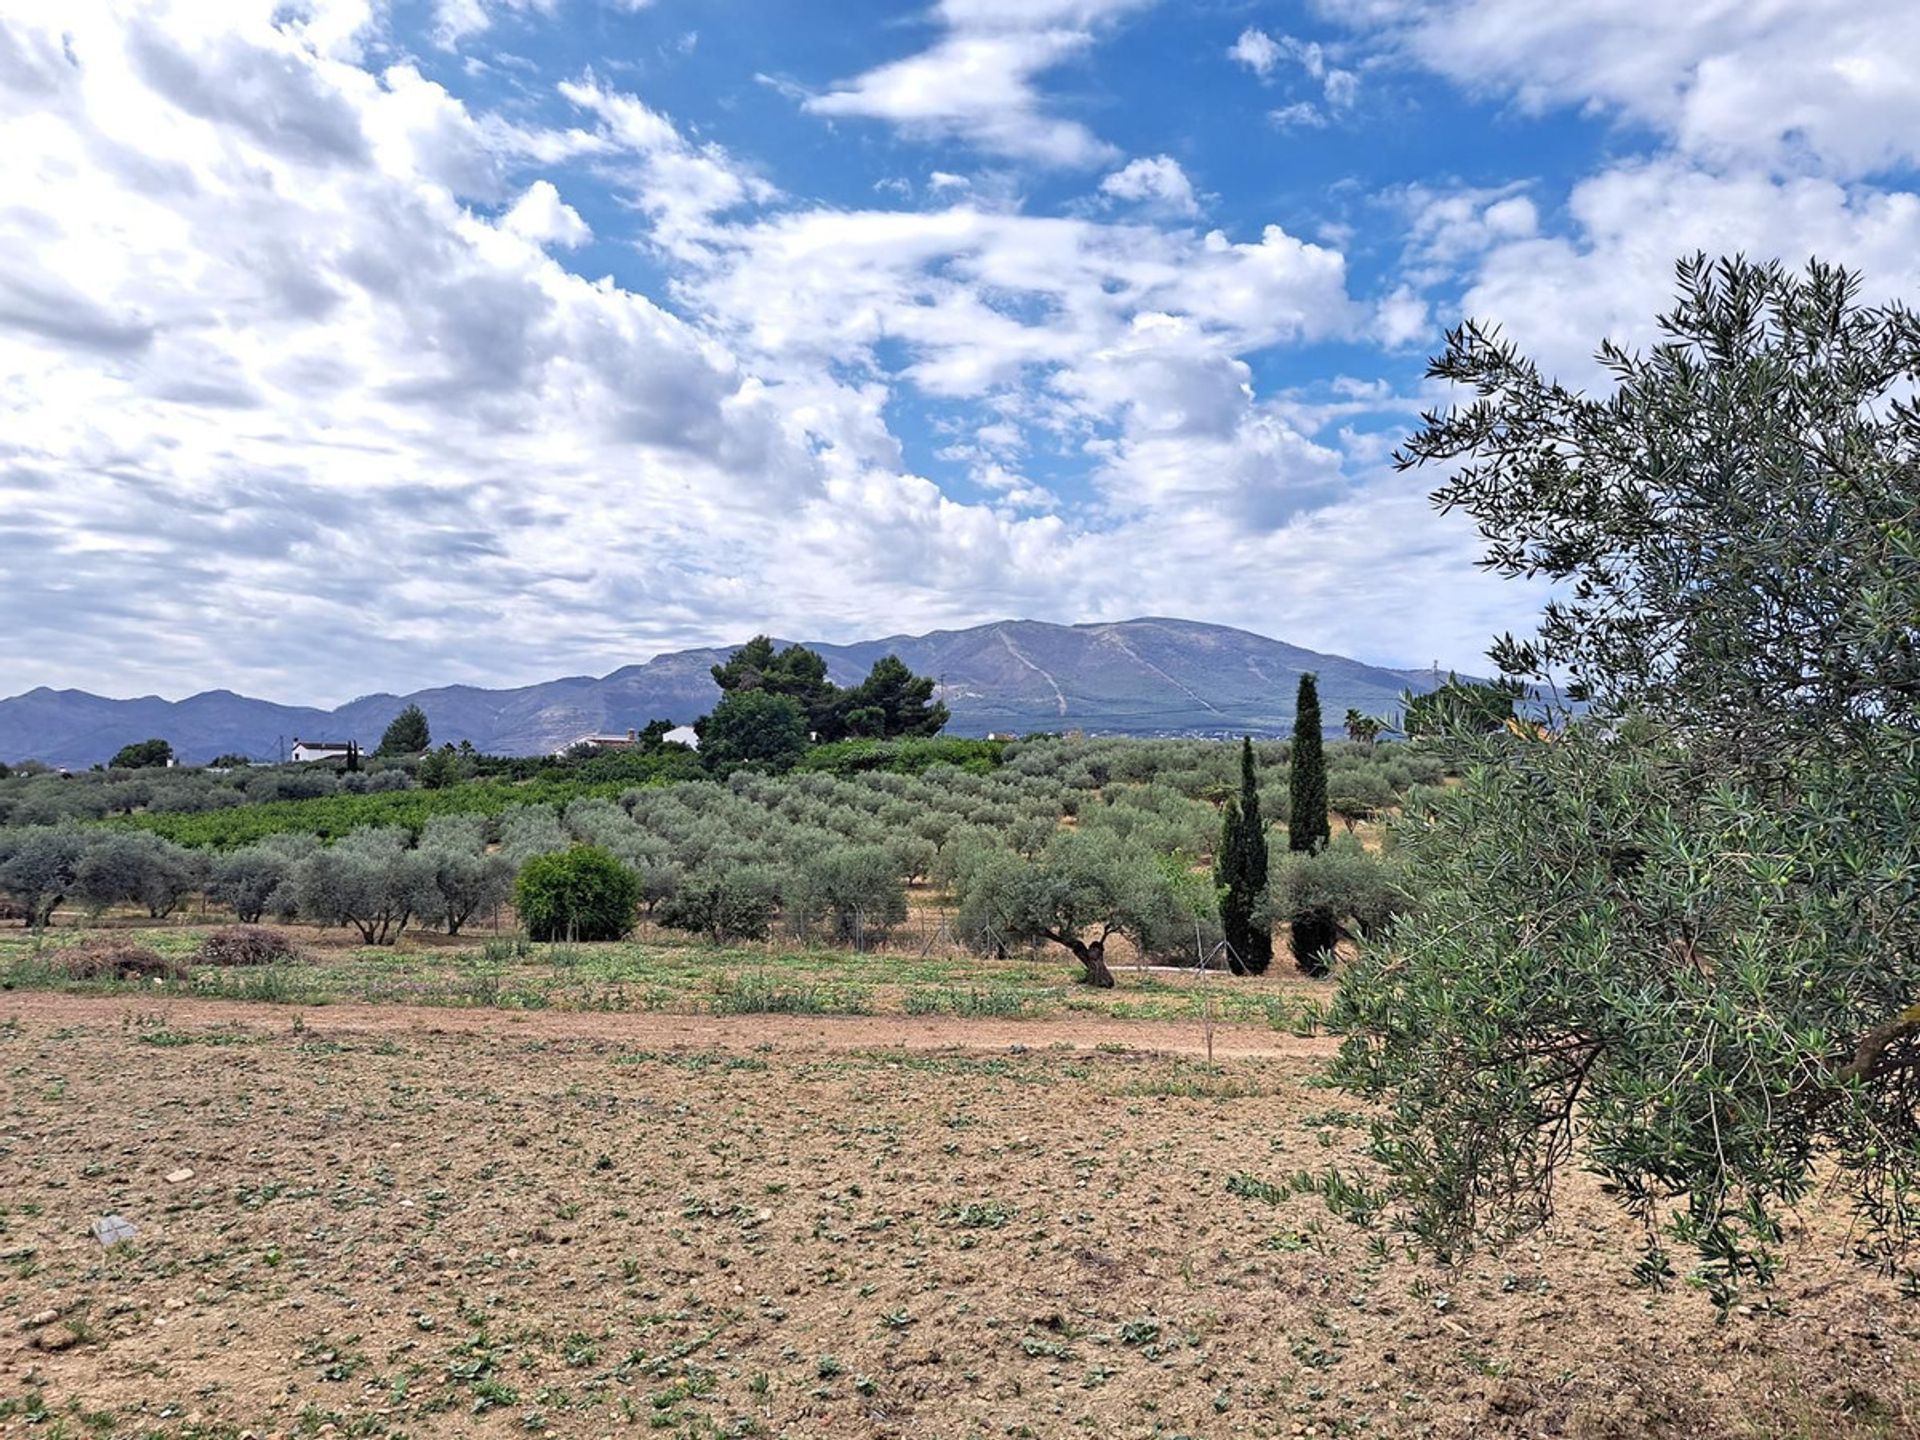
(710, 975, 872, 1016)
(943, 1199, 1017, 1229)
(903, 985, 1031, 1017)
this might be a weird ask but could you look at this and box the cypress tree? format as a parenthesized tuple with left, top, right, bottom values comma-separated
(1237, 737, 1272, 972)
(1288, 673, 1337, 975)
(1214, 738, 1273, 975)
(1215, 797, 1250, 975)
(1288, 675, 1329, 854)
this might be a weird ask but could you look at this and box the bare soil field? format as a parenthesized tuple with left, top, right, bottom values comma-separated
(2, 997, 1916, 1440)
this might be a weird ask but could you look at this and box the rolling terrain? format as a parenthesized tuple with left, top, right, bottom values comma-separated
(0, 617, 1455, 766)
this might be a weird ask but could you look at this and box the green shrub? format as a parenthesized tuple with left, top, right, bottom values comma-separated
(513, 846, 640, 943)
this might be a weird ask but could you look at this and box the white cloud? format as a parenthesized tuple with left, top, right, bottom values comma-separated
(1391, 182, 1539, 285)
(557, 76, 778, 256)
(1320, 0, 1920, 176)
(804, 0, 1154, 167)
(1230, 27, 1282, 77)
(1373, 286, 1430, 349)
(1099, 154, 1199, 216)
(1270, 102, 1329, 130)
(0, 1, 836, 699)
(1424, 159, 1920, 384)
(501, 180, 592, 247)
(680, 207, 1353, 409)
(1237, 28, 1360, 126)
(432, 0, 557, 48)
(0, 0, 1562, 703)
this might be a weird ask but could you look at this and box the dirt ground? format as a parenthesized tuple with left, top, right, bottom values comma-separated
(2, 997, 1916, 1440)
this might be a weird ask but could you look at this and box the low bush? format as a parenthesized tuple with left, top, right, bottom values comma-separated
(514, 846, 640, 942)
(195, 925, 303, 967)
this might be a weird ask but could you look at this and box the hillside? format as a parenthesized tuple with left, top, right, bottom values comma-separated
(0, 618, 1455, 766)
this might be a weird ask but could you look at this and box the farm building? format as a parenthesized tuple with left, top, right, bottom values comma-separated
(555, 725, 698, 757)
(289, 739, 355, 763)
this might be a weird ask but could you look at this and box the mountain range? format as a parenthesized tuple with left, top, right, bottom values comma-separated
(0, 618, 1460, 767)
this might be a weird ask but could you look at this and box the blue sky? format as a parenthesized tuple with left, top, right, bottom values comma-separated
(4, 1, 1918, 702)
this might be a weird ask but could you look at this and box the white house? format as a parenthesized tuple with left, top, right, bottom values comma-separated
(290, 739, 356, 764)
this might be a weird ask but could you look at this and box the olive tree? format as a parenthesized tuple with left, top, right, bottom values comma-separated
(953, 828, 1185, 988)
(71, 833, 205, 918)
(417, 817, 514, 936)
(795, 844, 907, 948)
(210, 844, 297, 923)
(1260, 837, 1406, 978)
(1332, 255, 1920, 1306)
(292, 827, 434, 945)
(0, 826, 89, 929)
(656, 866, 779, 944)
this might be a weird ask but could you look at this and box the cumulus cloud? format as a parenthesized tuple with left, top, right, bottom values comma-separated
(1230, 28, 1282, 77)
(558, 76, 778, 255)
(0, 0, 1432, 702)
(1445, 160, 1920, 383)
(1098, 155, 1199, 216)
(500, 180, 592, 247)
(1319, 0, 1920, 176)
(0, 2, 832, 699)
(804, 0, 1154, 167)
(1234, 28, 1359, 127)
(28, 0, 1879, 706)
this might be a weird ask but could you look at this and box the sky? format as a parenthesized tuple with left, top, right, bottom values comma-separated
(3, 1, 1919, 704)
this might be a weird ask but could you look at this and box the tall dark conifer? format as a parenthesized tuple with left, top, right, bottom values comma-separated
(1215, 738, 1273, 974)
(1215, 797, 1249, 975)
(1288, 673, 1337, 974)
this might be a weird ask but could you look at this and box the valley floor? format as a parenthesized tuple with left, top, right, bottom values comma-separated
(1, 997, 1915, 1439)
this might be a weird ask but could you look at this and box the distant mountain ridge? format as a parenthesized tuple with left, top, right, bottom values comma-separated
(0, 618, 1459, 767)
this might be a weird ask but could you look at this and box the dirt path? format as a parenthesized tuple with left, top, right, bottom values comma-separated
(0, 989, 1339, 1060)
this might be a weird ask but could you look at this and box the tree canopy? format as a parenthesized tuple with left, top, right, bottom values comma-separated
(698, 690, 811, 775)
(712, 637, 838, 730)
(829, 655, 950, 741)
(1331, 254, 1920, 1306)
(376, 704, 431, 757)
(954, 828, 1186, 988)
(1402, 674, 1519, 737)
(110, 738, 173, 770)
(706, 638, 948, 745)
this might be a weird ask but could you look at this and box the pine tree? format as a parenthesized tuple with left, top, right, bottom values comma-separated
(1288, 674, 1336, 974)
(377, 704, 431, 756)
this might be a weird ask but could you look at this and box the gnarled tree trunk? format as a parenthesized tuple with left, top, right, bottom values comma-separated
(1059, 934, 1116, 988)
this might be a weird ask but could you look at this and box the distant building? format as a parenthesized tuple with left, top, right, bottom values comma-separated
(555, 728, 640, 757)
(290, 739, 355, 764)
(555, 725, 700, 757)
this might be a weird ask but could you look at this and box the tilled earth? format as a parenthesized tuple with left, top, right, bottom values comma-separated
(0, 995, 1914, 1439)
